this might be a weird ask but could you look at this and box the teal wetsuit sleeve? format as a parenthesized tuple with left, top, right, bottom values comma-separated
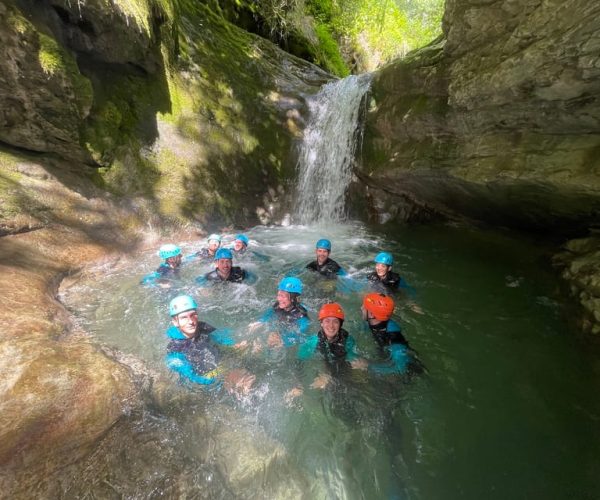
(244, 270, 258, 284)
(297, 315, 310, 334)
(388, 319, 402, 333)
(195, 275, 208, 286)
(182, 253, 197, 263)
(258, 308, 274, 323)
(368, 344, 410, 375)
(140, 271, 160, 286)
(165, 352, 217, 385)
(297, 335, 319, 360)
(165, 325, 185, 339)
(210, 328, 235, 346)
(345, 335, 359, 362)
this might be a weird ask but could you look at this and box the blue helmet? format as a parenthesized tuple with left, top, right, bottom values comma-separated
(235, 234, 249, 246)
(374, 252, 393, 266)
(158, 244, 181, 260)
(207, 234, 221, 243)
(214, 248, 233, 260)
(278, 277, 303, 295)
(316, 239, 331, 251)
(169, 295, 197, 316)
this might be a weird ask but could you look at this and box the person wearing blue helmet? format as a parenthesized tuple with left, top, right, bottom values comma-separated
(140, 244, 182, 287)
(232, 234, 250, 254)
(165, 295, 255, 391)
(367, 252, 423, 313)
(367, 252, 404, 292)
(306, 239, 345, 278)
(191, 233, 222, 260)
(229, 233, 271, 262)
(252, 277, 310, 347)
(199, 248, 250, 284)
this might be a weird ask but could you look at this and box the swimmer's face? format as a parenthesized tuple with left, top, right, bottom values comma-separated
(321, 317, 341, 339)
(316, 248, 329, 265)
(208, 240, 220, 253)
(233, 240, 246, 252)
(172, 310, 198, 338)
(166, 255, 182, 268)
(216, 258, 232, 277)
(375, 263, 390, 278)
(277, 290, 292, 310)
(361, 306, 381, 325)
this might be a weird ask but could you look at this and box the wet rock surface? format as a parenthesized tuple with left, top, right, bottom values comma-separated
(362, 0, 600, 234)
(553, 234, 600, 335)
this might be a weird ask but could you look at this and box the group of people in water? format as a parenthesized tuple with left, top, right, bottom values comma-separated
(141, 233, 424, 398)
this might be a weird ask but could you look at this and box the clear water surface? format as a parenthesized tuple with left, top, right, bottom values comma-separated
(60, 221, 600, 499)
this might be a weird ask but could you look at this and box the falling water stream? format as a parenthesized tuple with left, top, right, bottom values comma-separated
(57, 76, 600, 499)
(295, 74, 371, 224)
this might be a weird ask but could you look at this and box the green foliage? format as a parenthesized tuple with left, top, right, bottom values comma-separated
(313, 23, 350, 76)
(309, 0, 444, 70)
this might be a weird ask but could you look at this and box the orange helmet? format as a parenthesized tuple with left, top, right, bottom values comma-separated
(363, 293, 394, 321)
(318, 302, 345, 321)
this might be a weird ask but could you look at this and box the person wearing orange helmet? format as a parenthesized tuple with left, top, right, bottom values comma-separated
(286, 303, 366, 400)
(298, 303, 363, 366)
(362, 293, 423, 375)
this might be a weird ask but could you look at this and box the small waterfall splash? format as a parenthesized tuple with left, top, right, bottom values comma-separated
(294, 74, 372, 224)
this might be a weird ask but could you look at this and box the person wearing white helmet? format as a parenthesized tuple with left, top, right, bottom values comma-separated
(140, 244, 183, 287)
(192, 233, 222, 260)
(165, 295, 254, 392)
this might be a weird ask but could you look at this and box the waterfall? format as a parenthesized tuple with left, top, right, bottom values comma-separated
(294, 74, 372, 224)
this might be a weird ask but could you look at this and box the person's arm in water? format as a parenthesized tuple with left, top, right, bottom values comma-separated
(242, 269, 258, 284)
(140, 271, 161, 286)
(297, 334, 319, 360)
(165, 352, 220, 385)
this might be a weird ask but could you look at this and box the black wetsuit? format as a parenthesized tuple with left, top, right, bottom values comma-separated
(367, 320, 424, 376)
(166, 322, 221, 384)
(204, 267, 246, 283)
(317, 328, 350, 362)
(156, 263, 180, 277)
(368, 319, 408, 349)
(194, 248, 216, 259)
(367, 270, 402, 294)
(269, 302, 309, 323)
(306, 258, 342, 278)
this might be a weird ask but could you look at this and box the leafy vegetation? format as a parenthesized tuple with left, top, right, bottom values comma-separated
(222, 0, 444, 74)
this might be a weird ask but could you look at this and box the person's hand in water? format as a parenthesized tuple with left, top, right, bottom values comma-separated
(234, 340, 249, 350)
(310, 373, 332, 390)
(350, 358, 368, 370)
(248, 321, 262, 332)
(267, 332, 283, 348)
(284, 386, 304, 405)
(224, 368, 256, 396)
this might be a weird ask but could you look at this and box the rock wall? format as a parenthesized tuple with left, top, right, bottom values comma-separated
(362, 0, 600, 234)
(0, 0, 331, 492)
